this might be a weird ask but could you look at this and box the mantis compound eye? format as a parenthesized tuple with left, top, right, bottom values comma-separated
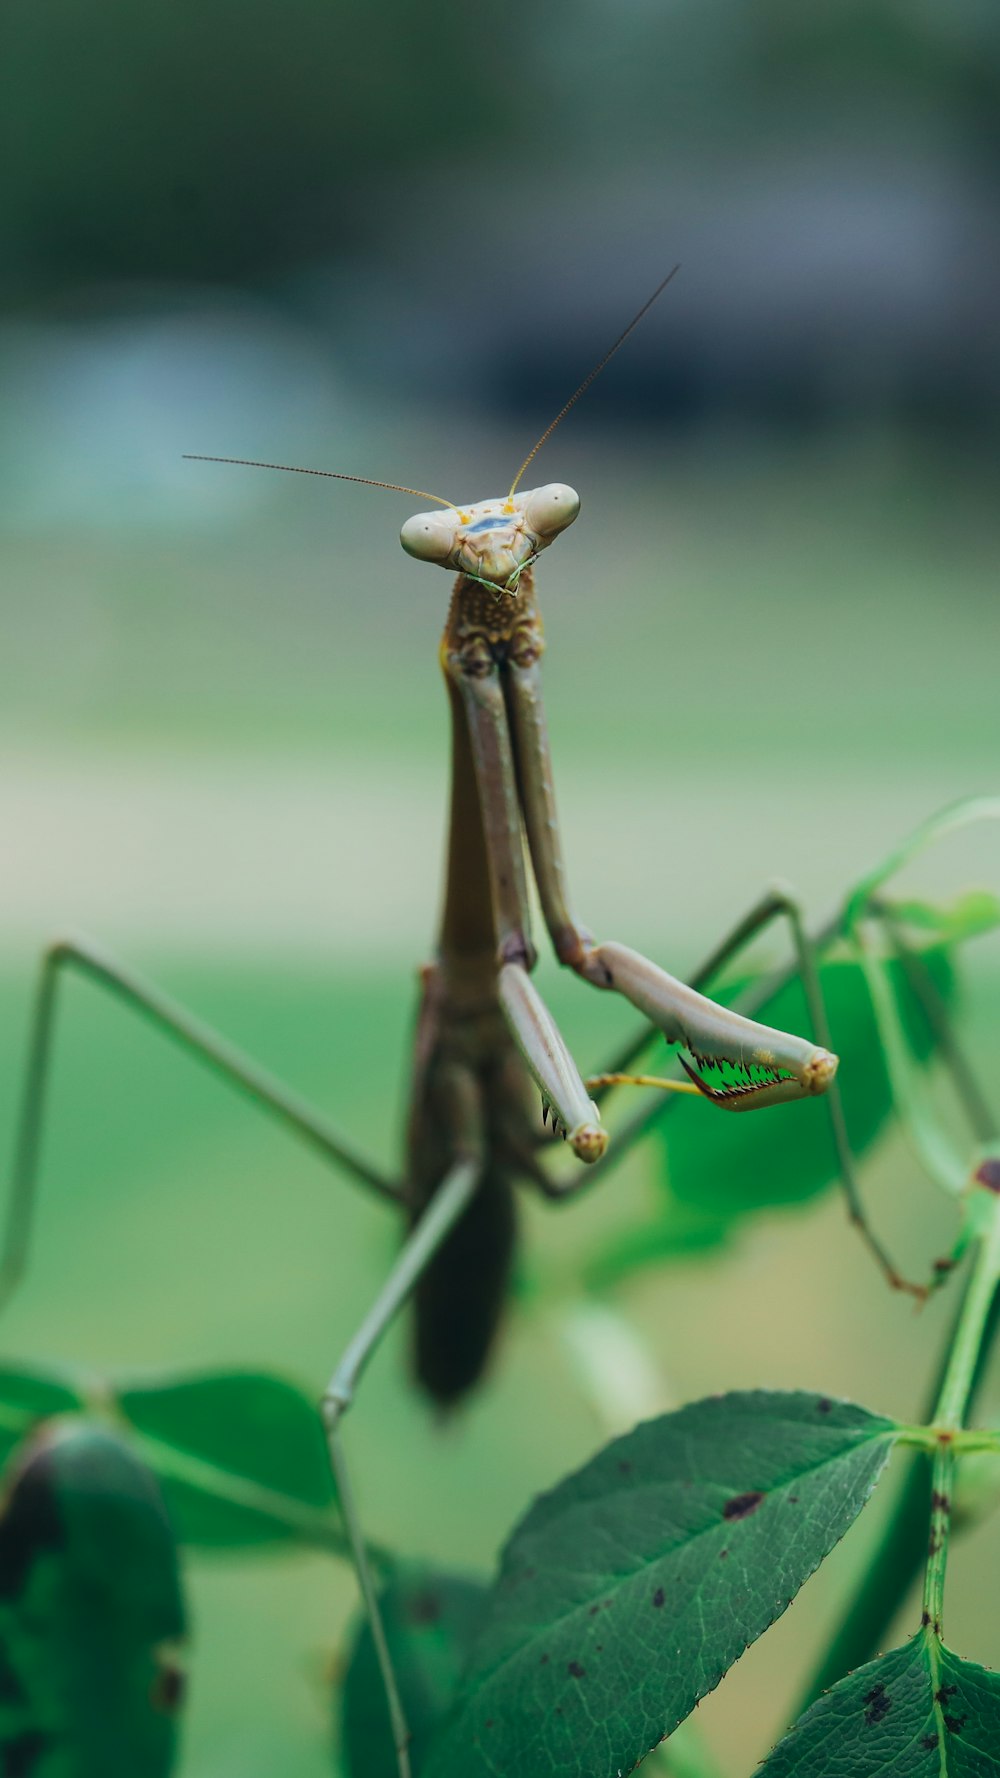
(400, 511, 458, 564)
(522, 483, 581, 539)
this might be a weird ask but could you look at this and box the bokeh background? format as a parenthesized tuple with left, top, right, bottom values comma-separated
(2, 3, 1000, 1772)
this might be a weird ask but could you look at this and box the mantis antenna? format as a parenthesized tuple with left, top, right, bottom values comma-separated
(506, 263, 681, 499)
(182, 456, 458, 510)
(186, 267, 679, 510)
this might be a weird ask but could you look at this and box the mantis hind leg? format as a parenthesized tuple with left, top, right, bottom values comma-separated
(1, 934, 401, 1316)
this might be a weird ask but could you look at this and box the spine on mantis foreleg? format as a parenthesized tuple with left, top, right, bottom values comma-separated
(0, 1418, 186, 1776)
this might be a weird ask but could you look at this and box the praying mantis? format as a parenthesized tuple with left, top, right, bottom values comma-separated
(3, 271, 959, 1777)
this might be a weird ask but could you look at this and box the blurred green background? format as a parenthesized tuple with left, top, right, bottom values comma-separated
(1, 1, 1000, 1771)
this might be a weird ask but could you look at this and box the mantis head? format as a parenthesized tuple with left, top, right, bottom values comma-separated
(184, 269, 678, 595)
(400, 484, 580, 596)
(397, 268, 679, 594)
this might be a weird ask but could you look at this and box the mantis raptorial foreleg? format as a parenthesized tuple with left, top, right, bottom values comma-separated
(574, 881, 997, 1294)
(501, 642, 985, 1295)
(451, 666, 537, 972)
(497, 965, 605, 1162)
(446, 653, 606, 1158)
(0, 935, 401, 1315)
(454, 615, 836, 1123)
(587, 885, 918, 1291)
(507, 648, 833, 1087)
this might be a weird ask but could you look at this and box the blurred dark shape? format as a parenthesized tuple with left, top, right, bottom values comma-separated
(0, 0, 525, 299)
(2, 0, 999, 432)
(489, 164, 1000, 432)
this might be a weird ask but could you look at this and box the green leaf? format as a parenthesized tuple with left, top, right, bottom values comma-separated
(340, 1567, 489, 1778)
(584, 1203, 731, 1291)
(114, 1369, 341, 1551)
(0, 1359, 87, 1466)
(757, 1632, 1000, 1774)
(0, 1419, 185, 1777)
(424, 1391, 897, 1778)
(886, 888, 1000, 944)
(658, 948, 951, 1221)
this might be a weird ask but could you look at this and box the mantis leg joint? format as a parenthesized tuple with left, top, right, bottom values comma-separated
(321, 1382, 353, 1431)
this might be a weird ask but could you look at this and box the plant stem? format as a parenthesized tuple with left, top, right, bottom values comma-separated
(932, 1185, 1000, 1432)
(920, 1177, 1000, 1631)
(798, 1170, 1000, 1706)
(922, 1443, 952, 1633)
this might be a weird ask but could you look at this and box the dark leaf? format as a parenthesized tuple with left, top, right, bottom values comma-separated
(341, 1567, 489, 1778)
(0, 1419, 185, 1776)
(0, 1360, 86, 1467)
(424, 1392, 897, 1778)
(115, 1369, 340, 1550)
(758, 1632, 1000, 1774)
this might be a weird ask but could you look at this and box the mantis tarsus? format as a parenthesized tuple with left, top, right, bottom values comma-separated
(4, 272, 956, 1777)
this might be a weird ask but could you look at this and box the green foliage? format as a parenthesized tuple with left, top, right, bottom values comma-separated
(340, 1567, 488, 1778)
(758, 1632, 1000, 1775)
(883, 890, 1000, 945)
(423, 1393, 898, 1778)
(2, 0, 527, 298)
(0, 828, 996, 1774)
(0, 1361, 85, 1466)
(0, 1418, 185, 1776)
(116, 1369, 338, 1549)
(0, 1361, 343, 1555)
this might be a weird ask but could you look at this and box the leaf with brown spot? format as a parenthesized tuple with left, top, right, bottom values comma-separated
(723, 1491, 764, 1521)
(757, 1632, 1000, 1774)
(423, 1391, 897, 1778)
(862, 1682, 891, 1726)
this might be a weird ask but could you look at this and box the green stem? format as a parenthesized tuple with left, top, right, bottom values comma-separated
(922, 1442, 952, 1633)
(798, 1177, 1000, 1706)
(919, 1181, 1000, 1632)
(932, 1187, 1000, 1432)
(893, 1424, 1000, 1453)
